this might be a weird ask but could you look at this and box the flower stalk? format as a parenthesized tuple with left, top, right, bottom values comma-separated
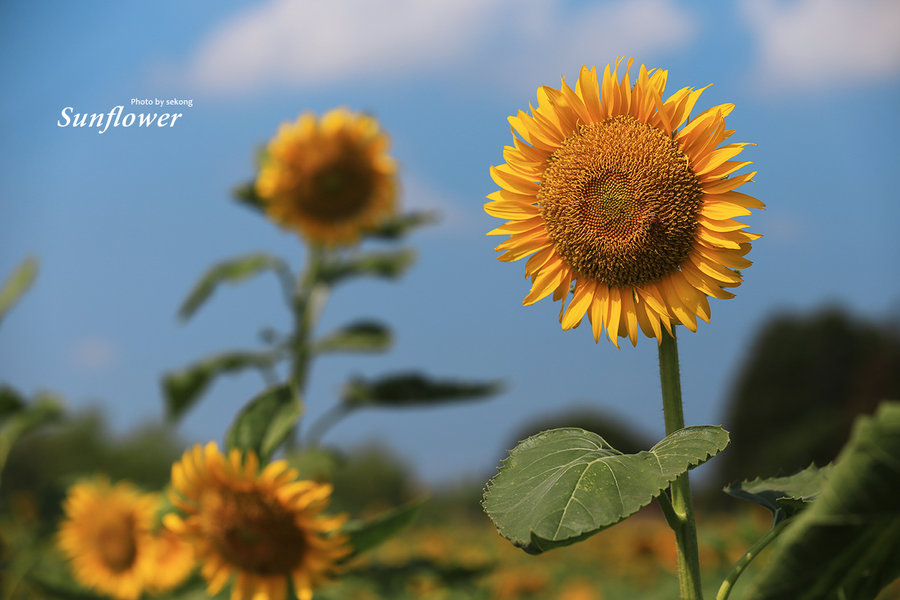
(658, 328, 704, 600)
(287, 245, 329, 447)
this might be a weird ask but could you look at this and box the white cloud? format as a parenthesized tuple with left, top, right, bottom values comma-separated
(742, 0, 900, 94)
(182, 0, 696, 94)
(70, 336, 118, 371)
(186, 0, 491, 92)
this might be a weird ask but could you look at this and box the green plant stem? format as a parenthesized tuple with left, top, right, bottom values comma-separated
(658, 328, 704, 600)
(305, 403, 355, 446)
(287, 246, 329, 447)
(716, 518, 790, 600)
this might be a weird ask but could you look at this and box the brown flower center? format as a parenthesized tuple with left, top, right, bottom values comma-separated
(201, 488, 308, 575)
(96, 514, 137, 573)
(294, 144, 376, 223)
(538, 115, 703, 287)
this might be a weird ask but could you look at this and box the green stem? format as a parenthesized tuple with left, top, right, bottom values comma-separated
(658, 328, 704, 600)
(287, 246, 330, 447)
(716, 519, 789, 600)
(305, 403, 355, 446)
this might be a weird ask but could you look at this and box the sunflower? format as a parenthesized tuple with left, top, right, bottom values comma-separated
(255, 108, 398, 246)
(486, 59, 763, 346)
(164, 442, 350, 600)
(58, 478, 171, 600)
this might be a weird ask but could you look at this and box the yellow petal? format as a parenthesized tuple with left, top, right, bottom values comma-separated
(561, 280, 594, 330)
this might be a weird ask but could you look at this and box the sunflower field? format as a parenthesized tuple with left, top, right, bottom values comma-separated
(3, 6, 900, 599)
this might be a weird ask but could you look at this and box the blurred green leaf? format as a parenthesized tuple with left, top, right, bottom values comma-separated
(286, 446, 343, 482)
(315, 321, 393, 354)
(343, 498, 426, 560)
(27, 574, 109, 600)
(232, 180, 265, 213)
(163, 350, 281, 421)
(365, 211, 438, 240)
(0, 256, 38, 327)
(0, 392, 64, 483)
(318, 249, 416, 286)
(724, 463, 833, 524)
(747, 402, 900, 600)
(178, 252, 293, 320)
(0, 384, 26, 420)
(483, 425, 729, 554)
(342, 373, 502, 408)
(226, 384, 302, 462)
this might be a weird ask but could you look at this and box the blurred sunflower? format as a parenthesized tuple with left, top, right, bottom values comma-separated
(256, 108, 397, 246)
(164, 442, 350, 600)
(58, 477, 192, 600)
(486, 59, 762, 346)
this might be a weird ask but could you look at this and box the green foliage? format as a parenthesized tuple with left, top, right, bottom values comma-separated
(718, 308, 900, 487)
(162, 350, 281, 421)
(341, 373, 502, 408)
(178, 252, 293, 320)
(746, 402, 900, 600)
(314, 321, 393, 354)
(232, 180, 265, 212)
(296, 443, 419, 516)
(226, 383, 302, 462)
(343, 498, 426, 560)
(483, 426, 729, 554)
(0, 256, 38, 327)
(0, 388, 63, 485)
(2, 411, 182, 523)
(318, 249, 417, 286)
(508, 407, 655, 456)
(724, 464, 832, 525)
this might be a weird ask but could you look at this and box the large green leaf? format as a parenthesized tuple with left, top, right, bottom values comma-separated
(341, 373, 502, 408)
(747, 402, 900, 600)
(364, 211, 438, 240)
(0, 256, 38, 326)
(342, 498, 426, 560)
(483, 426, 729, 554)
(178, 252, 293, 320)
(314, 321, 393, 354)
(724, 463, 833, 524)
(163, 350, 281, 421)
(318, 249, 416, 286)
(226, 384, 302, 462)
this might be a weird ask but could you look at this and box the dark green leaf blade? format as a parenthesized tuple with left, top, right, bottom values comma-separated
(226, 384, 301, 462)
(747, 402, 900, 600)
(232, 180, 265, 213)
(178, 252, 292, 320)
(315, 321, 393, 354)
(0, 385, 26, 421)
(162, 350, 281, 421)
(483, 425, 729, 554)
(342, 373, 502, 408)
(724, 463, 832, 523)
(318, 249, 416, 286)
(0, 392, 64, 478)
(0, 256, 38, 326)
(365, 211, 438, 240)
(342, 498, 426, 560)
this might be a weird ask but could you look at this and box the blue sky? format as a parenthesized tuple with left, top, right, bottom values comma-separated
(2, 0, 899, 485)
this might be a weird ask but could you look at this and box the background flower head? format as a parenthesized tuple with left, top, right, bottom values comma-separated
(256, 107, 398, 247)
(58, 477, 191, 600)
(164, 442, 350, 600)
